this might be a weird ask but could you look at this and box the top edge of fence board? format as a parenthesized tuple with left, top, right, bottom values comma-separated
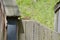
(22, 20, 60, 34)
(18, 20, 60, 40)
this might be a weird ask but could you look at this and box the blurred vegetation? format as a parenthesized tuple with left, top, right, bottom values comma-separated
(16, 0, 59, 30)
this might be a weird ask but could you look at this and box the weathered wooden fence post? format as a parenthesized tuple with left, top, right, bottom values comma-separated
(54, 1, 60, 32)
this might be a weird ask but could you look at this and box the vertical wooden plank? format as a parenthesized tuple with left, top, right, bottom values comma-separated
(52, 31, 58, 40)
(38, 24, 45, 40)
(44, 27, 53, 40)
(33, 22, 39, 40)
(58, 33, 60, 40)
(38, 23, 41, 40)
(40, 24, 45, 40)
(47, 29, 53, 40)
(44, 27, 48, 40)
(37, 23, 42, 40)
(38, 23, 46, 40)
(25, 20, 33, 40)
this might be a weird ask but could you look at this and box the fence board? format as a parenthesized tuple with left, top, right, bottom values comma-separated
(18, 20, 60, 40)
(33, 21, 39, 40)
(25, 21, 33, 40)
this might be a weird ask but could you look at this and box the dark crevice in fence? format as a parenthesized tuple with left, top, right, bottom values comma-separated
(18, 17, 24, 40)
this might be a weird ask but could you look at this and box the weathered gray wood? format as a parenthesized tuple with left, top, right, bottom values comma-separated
(25, 20, 33, 40)
(18, 20, 60, 40)
(3, 0, 20, 16)
(33, 22, 38, 40)
(3, 0, 17, 6)
(4, 7, 19, 16)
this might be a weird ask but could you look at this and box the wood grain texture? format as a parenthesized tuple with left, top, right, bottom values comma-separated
(3, 0, 20, 16)
(18, 20, 60, 40)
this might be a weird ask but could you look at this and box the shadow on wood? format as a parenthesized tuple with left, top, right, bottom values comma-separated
(18, 18, 24, 40)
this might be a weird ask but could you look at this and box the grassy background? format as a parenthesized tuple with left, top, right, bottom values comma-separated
(16, 0, 59, 30)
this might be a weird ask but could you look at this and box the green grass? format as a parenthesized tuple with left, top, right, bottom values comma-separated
(16, 0, 59, 30)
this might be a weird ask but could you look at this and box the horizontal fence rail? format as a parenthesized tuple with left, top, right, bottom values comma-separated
(18, 20, 60, 40)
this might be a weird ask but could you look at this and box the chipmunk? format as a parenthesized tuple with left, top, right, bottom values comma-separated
(22, 16, 31, 20)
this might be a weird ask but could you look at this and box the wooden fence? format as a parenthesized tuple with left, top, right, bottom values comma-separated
(0, 1, 5, 40)
(18, 20, 60, 40)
